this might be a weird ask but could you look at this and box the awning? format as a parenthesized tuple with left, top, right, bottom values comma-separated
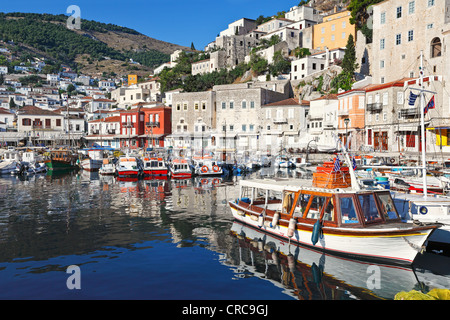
(427, 127, 450, 130)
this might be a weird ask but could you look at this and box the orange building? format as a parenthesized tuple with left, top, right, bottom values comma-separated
(128, 74, 138, 86)
(312, 9, 355, 51)
(337, 88, 366, 150)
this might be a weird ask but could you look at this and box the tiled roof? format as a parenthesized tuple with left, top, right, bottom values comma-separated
(263, 98, 309, 107)
(17, 105, 61, 116)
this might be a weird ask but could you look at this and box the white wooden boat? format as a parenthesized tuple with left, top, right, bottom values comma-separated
(99, 158, 115, 175)
(193, 158, 223, 176)
(0, 149, 21, 174)
(228, 146, 441, 266)
(80, 149, 105, 172)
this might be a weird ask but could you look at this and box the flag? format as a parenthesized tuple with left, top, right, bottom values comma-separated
(424, 95, 435, 114)
(352, 156, 357, 170)
(408, 91, 419, 106)
(333, 156, 340, 172)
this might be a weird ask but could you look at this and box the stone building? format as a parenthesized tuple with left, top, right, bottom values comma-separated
(371, 0, 450, 153)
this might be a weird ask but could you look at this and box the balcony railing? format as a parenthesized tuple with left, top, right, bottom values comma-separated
(366, 103, 383, 113)
(400, 108, 420, 117)
(273, 118, 287, 124)
(338, 110, 349, 117)
(146, 121, 160, 127)
(121, 122, 134, 128)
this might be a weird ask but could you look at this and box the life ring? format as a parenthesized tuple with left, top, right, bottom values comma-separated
(212, 178, 220, 185)
(201, 165, 208, 173)
(212, 165, 220, 172)
(390, 158, 395, 164)
(201, 179, 208, 185)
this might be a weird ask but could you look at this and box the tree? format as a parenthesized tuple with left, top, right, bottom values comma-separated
(191, 42, 196, 51)
(348, 0, 383, 41)
(341, 34, 358, 76)
(293, 47, 311, 59)
(9, 97, 16, 109)
(249, 54, 268, 75)
(269, 51, 291, 77)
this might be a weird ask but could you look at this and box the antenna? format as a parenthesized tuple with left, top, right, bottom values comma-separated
(332, 132, 361, 191)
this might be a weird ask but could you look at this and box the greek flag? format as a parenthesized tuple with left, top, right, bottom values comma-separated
(408, 91, 419, 106)
(333, 156, 340, 172)
(424, 95, 435, 114)
(352, 156, 357, 170)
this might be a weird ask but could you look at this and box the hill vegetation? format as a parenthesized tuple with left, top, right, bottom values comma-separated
(0, 12, 189, 75)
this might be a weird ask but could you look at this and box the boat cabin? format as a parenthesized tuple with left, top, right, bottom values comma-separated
(143, 157, 165, 168)
(236, 179, 401, 229)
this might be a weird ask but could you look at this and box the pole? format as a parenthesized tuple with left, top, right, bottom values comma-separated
(419, 50, 428, 198)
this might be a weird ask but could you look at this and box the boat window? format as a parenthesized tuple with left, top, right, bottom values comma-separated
(306, 196, 326, 220)
(282, 192, 294, 214)
(294, 193, 310, 217)
(358, 194, 382, 223)
(322, 198, 335, 222)
(377, 193, 400, 220)
(340, 197, 359, 224)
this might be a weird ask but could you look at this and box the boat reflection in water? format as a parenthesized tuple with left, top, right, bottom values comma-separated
(229, 221, 450, 300)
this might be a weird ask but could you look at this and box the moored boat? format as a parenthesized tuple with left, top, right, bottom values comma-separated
(228, 156, 440, 266)
(169, 158, 192, 179)
(44, 149, 78, 171)
(80, 149, 105, 172)
(141, 156, 168, 177)
(99, 158, 115, 175)
(115, 154, 140, 178)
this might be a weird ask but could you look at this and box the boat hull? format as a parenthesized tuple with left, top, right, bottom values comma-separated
(44, 159, 77, 171)
(143, 169, 168, 176)
(116, 170, 140, 177)
(229, 202, 435, 266)
(81, 159, 103, 172)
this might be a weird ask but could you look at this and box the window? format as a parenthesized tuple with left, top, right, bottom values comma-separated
(406, 134, 415, 147)
(222, 102, 226, 109)
(331, 24, 335, 31)
(342, 21, 346, 29)
(377, 193, 399, 220)
(427, 23, 434, 29)
(383, 112, 387, 121)
(306, 196, 326, 220)
(380, 60, 385, 69)
(229, 125, 234, 131)
(312, 63, 316, 70)
(331, 35, 335, 41)
(397, 6, 402, 18)
(340, 197, 359, 224)
(397, 92, 404, 105)
(230, 101, 234, 109)
(358, 194, 382, 223)
(380, 38, 385, 50)
(368, 129, 372, 145)
(396, 33, 402, 45)
(428, 0, 435, 7)
(431, 37, 442, 57)
(321, 27, 325, 34)
(202, 102, 206, 110)
(383, 93, 388, 106)
(408, 1, 415, 14)
(183, 104, 187, 111)
(408, 30, 414, 42)
(342, 32, 346, 39)
(194, 103, 199, 110)
(249, 124, 254, 131)
(380, 12, 386, 24)
(242, 124, 246, 132)
(56, 119, 61, 127)
(176, 104, 181, 111)
(250, 101, 255, 108)
(242, 101, 246, 109)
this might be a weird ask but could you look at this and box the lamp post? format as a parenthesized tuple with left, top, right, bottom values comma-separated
(344, 118, 350, 149)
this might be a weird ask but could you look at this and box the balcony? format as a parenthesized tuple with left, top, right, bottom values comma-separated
(366, 103, 383, 113)
(107, 129, 116, 134)
(400, 108, 420, 117)
(338, 110, 349, 117)
(146, 121, 160, 128)
(273, 118, 287, 124)
(121, 122, 134, 128)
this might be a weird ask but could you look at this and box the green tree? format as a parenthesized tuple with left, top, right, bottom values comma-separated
(348, 0, 383, 41)
(269, 51, 291, 77)
(341, 34, 358, 75)
(9, 97, 16, 109)
(293, 47, 311, 59)
(249, 54, 268, 75)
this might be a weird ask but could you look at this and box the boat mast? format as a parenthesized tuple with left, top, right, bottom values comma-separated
(419, 50, 428, 198)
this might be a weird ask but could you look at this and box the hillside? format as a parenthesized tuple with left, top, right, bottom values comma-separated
(0, 12, 191, 76)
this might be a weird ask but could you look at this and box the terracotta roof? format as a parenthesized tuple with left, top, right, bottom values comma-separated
(89, 116, 120, 123)
(312, 94, 338, 101)
(263, 98, 309, 107)
(363, 78, 412, 93)
(17, 105, 61, 116)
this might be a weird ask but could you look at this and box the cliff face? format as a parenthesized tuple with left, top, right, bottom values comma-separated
(311, 0, 350, 12)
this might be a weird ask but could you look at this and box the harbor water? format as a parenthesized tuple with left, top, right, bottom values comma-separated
(0, 168, 449, 300)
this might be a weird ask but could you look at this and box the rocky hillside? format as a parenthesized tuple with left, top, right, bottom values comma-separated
(0, 12, 191, 76)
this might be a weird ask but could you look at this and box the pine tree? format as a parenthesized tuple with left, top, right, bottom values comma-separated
(341, 34, 358, 76)
(191, 42, 196, 51)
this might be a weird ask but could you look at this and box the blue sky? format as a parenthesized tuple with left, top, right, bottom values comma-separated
(1, 0, 301, 50)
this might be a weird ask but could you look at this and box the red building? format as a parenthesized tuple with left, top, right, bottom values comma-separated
(119, 105, 171, 150)
(119, 108, 145, 149)
(141, 106, 172, 149)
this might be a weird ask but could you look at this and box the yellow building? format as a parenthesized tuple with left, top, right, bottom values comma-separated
(312, 10, 355, 51)
(128, 74, 138, 86)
